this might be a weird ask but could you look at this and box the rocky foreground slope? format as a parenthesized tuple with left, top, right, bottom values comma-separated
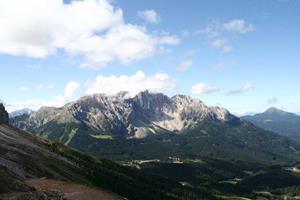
(0, 103, 8, 124)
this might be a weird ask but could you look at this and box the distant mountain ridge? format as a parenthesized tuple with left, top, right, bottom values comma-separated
(10, 91, 300, 164)
(242, 107, 300, 141)
(11, 90, 239, 139)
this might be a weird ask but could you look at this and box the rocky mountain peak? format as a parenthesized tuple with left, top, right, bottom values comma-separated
(132, 90, 172, 110)
(0, 103, 9, 124)
(210, 106, 232, 121)
(172, 94, 204, 108)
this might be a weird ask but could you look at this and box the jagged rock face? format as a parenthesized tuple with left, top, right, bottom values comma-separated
(11, 91, 239, 138)
(0, 104, 9, 124)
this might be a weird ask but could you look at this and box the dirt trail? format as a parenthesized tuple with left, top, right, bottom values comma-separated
(25, 179, 124, 200)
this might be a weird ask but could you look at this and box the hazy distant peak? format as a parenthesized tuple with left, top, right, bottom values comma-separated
(9, 108, 34, 118)
(264, 107, 284, 113)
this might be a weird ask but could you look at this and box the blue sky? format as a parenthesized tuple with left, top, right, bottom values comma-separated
(0, 0, 299, 114)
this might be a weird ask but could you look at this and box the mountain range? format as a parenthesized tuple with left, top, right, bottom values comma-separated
(3, 99, 300, 199)
(11, 90, 238, 139)
(242, 107, 300, 142)
(10, 91, 300, 164)
(1, 103, 218, 200)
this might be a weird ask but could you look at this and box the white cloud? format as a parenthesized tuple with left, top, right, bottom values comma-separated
(177, 59, 193, 71)
(8, 81, 80, 112)
(223, 19, 255, 33)
(19, 86, 30, 92)
(211, 39, 233, 53)
(138, 10, 160, 23)
(211, 39, 226, 48)
(200, 19, 254, 54)
(198, 22, 220, 38)
(226, 83, 254, 95)
(0, 0, 178, 68)
(86, 70, 176, 96)
(157, 35, 180, 45)
(64, 81, 80, 98)
(243, 83, 254, 91)
(191, 83, 219, 95)
(8, 71, 177, 112)
(5, 97, 65, 112)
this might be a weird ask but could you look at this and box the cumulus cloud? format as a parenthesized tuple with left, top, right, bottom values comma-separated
(226, 83, 254, 95)
(138, 10, 160, 23)
(64, 81, 80, 98)
(191, 83, 219, 95)
(0, 0, 178, 68)
(86, 70, 176, 96)
(223, 19, 255, 33)
(177, 59, 193, 71)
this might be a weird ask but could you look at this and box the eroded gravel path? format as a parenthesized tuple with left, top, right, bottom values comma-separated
(25, 179, 124, 200)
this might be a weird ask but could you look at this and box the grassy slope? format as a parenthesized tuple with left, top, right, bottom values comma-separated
(137, 160, 300, 199)
(63, 121, 300, 167)
(14, 114, 300, 166)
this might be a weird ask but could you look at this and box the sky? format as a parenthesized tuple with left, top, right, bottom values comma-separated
(0, 0, 299, 114)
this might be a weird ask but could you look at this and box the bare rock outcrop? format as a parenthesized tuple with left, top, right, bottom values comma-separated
(0, 103, 9, 124)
